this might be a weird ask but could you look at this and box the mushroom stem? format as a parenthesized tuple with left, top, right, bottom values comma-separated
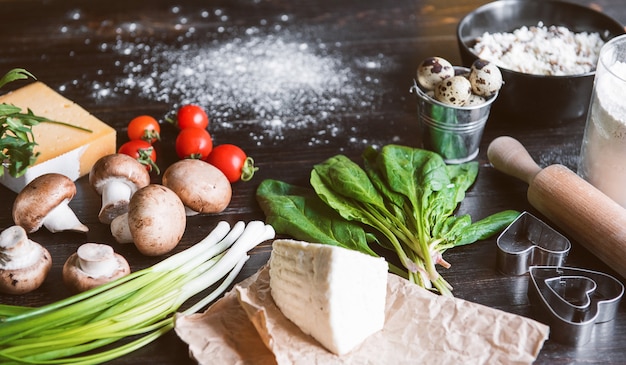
(99, 179, 134, 223)
(110, 213, 133, 244)
(43, 200, 89, 233)
(0, 226, 41, 269)
(76, 243, 119, 278)
(63, 242, 131, 293)
(0, 225, 52, 294)
(184, 206, 200, 216)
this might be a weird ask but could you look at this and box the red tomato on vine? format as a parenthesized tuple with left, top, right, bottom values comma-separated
(205, 144, 258, 182)
(118, 140, 160, 174)
(127, 115, 161, 143)
(175, 127, 213, 160)
(176, 104, 209, 130)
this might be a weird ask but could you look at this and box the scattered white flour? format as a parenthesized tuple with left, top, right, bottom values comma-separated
(62, 8, 394, 147)
(471, 22, 605, 76)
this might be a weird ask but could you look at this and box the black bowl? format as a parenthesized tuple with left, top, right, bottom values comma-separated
(457, 0, 624, 124)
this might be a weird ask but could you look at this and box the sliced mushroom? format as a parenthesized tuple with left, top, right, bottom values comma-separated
(89, 154, 151, 224)
(12, 173, 88, 233)
(0, 225, 52, 294)
(162, 159, 232, 216)
(62, 243, 131, 293)
(110, 184, 186, 256)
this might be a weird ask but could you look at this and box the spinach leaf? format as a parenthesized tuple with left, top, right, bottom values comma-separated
(454, 210, 520, 246)
(256, 179, 378, 257)
(311, 157, 417, 272)
(312, 154, 385, 209)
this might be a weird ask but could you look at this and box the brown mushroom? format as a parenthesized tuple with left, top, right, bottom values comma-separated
(162, 159, 232, 216)
(12, 173, 88, 233)
(110, 184, 186, 256)
(0, 225, 52, 294)
(62, 243, 131, 293)
(89, 154, 151, 224)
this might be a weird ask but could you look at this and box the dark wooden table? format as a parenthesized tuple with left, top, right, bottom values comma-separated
(1, 0, 625, 364)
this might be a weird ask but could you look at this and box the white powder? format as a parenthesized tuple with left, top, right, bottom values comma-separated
(66, 10, 394, 147)
(471, 23, 605, 76)
(578, 60, 626, 207)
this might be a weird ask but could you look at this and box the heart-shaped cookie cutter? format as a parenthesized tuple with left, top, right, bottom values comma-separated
(496, 211, 571, 275)
(528, 266, 624, 346)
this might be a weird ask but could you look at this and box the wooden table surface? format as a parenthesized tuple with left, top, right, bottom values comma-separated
(1, 0, 626, 364)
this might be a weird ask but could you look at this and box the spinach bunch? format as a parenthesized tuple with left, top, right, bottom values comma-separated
(256, 144, 518, 296)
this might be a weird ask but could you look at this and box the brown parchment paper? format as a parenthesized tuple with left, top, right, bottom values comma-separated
(174, 266, 549, 365)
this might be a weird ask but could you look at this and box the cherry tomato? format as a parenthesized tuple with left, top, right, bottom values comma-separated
(127, 115, 161, 143)
(175, 127, 213, 160)
(176, 104, 209, 129)
(118, 140, 160, 174)
(205, 144, 258, 183)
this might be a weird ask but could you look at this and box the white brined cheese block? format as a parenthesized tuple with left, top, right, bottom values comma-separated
(269, 239, 388, 356)
(0, 82, 116, 193)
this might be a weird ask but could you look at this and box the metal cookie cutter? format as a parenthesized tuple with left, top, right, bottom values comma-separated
(496, 211, 571, 275)
(527, 266, 624, 346)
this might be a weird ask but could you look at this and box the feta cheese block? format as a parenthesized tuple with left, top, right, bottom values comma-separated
(269, 239, 388, 356)
(0, 82, 116, 193)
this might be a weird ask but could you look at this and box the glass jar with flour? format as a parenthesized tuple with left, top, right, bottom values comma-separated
(578, 34, 626, 208)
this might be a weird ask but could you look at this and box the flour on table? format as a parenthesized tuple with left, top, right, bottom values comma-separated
(60, 7, 396, 146)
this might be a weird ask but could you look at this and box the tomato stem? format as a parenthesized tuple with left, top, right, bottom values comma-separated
(240, 157, 258, 182)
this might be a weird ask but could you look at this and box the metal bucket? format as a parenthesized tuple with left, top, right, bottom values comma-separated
(411, 68, 498, 164)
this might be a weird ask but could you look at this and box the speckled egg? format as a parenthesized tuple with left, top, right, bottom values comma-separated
(464, 94, 486, 106)
(417, 57, 455, 91)
(469, 59, 503, 97)
(434, 76, 472, 106)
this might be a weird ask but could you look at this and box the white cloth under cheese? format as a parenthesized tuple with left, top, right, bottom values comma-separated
(269, 239, 388, 356)
(0, 82, 116, 192)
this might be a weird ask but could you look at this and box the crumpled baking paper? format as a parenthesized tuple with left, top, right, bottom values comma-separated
(174, 266, 549, 365)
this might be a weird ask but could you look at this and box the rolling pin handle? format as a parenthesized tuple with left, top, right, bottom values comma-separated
(487, 136, 542, 184)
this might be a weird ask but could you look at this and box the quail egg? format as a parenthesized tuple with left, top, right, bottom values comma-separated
(469, 59, 503, 97)
(434, 76, 472, 106)
(417, 57, 455, 91)
(464, 94, 486, 106)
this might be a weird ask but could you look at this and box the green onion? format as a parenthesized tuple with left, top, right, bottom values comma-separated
(0, 220, 275, 365)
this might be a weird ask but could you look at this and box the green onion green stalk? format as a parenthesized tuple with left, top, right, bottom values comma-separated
(0, 220, 275, 365)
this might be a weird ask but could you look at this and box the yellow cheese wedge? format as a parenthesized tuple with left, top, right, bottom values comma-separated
(0, 82, 116, 193)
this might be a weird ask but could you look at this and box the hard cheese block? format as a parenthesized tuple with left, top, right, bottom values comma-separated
(269, 239, 388, 356)
(0, 82, 116, 193)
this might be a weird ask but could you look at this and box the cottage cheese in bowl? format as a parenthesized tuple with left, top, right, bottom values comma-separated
(471, 22, 606, 76)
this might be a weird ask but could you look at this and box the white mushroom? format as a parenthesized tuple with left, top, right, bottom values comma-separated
(162, 159, 232, 216)
(110, 184, 186, 256)
(89, 154, 151, 224)
(0, 225, 52, 294)
(12, 173, 88, 233)
(62, 243, 130, 293)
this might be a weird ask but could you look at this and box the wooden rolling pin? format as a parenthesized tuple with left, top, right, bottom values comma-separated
(487, 136, 626, 280)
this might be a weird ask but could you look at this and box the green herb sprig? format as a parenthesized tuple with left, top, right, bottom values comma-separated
(0, 68, 92, 178)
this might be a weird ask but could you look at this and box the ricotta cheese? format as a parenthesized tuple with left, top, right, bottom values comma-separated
(0, 82, 116, 192)
(269, 239, 388, 356)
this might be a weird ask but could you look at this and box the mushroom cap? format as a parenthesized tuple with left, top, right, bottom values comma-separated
(62, 243, 131, 293)
(128, 184, 186, 256)
(89, 154, 151, 194)
(0, 226, 52, 295)
(12, 173, 77, 233)
(162, 159, 232, 214)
